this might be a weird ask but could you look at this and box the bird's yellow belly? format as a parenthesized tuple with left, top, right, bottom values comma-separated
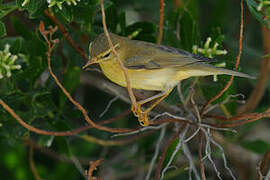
(99, 61, 177, 91)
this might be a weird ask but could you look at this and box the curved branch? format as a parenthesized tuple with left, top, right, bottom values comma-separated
(237, 25, 270, 114)
(200, 0, 244, 116)
(44, 9, 88, 62)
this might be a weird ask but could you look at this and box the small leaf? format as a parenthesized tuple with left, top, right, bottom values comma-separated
(10, 16, 32, 40)
(163, 138, 182, 167)
(241, 139, 270, 154)
(59, 66, 81, 109)
(0, 21, 6, 37)
(10, 38, 22, 54)
(245, 0, 270, 28)
(39, 136, 54, 147)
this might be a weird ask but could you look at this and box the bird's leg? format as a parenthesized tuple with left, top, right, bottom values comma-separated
(131, 88, 173, 126)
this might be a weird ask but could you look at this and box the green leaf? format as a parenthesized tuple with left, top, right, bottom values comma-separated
(163, 138, 182, 167)
(55, 5, 73, 23)
(53, 136, 71, 156)
(10, 38, 22, 54)
(179, 10, 200, 51)
(125, 21, 156, 42)
(105, 3, 118, 33)
(59, 65, 81, 109)
(199, 75, 236, 104)
(10, 16, 32, 40)
(0, 2, 17, 19)
(245, 0, 270, 29)
(16, 0, 46, 18)
(241, 139, 270, 154)
(119, 11, 126, 35)
(39, 136, 54, 147)
(0, 21, 6, 37)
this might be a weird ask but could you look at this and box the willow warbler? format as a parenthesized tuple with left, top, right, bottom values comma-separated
(83, 33, 254, 126)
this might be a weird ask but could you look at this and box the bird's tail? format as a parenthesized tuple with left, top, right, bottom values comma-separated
(179, 64, 255, 79)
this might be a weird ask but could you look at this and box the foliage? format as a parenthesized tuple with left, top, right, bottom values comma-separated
(0, 0, 269, 179)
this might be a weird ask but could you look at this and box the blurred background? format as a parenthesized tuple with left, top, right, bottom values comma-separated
(0, 0, 269, 179)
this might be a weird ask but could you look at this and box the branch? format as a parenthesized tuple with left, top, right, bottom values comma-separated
(39, 21, 131, 133)
(199, 131, 206, 180)
(86, 159, 103, 180)
(200, 0, 244, 116)
(44, 9, 88, 62)
(157, 0, 165, 45)
(215, 109, 270, 128)
(29, 143, 43, 180)
(237, 24, 270, 114)
(24, 140, 90, 165)
(154, 125, 186, 180)
(0, 94, 131, 136)
(98, 0, 138, 112)
(257, 149, 270, 179)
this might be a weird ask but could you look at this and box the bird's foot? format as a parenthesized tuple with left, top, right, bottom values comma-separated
(131, 104, 149, 126)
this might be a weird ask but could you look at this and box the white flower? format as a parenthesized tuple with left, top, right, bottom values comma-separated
(47, 0, 81, 10)
(0, 44, 22, 79)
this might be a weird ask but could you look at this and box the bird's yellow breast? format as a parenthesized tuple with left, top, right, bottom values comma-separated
(99, 60, 179, 91)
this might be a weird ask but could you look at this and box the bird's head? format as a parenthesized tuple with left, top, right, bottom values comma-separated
(82, 33, 122, 69)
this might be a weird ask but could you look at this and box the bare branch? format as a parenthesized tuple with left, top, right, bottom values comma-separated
(157, 0, 165, 44)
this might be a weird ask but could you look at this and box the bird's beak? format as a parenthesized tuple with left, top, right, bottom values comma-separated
(82, 57, 97, 70)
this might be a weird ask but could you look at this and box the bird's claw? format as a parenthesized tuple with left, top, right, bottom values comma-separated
(131, 104, 149, 126)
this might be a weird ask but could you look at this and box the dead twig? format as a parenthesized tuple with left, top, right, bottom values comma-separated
(44, 9, 88, 62)
(86, 159, 103, 180)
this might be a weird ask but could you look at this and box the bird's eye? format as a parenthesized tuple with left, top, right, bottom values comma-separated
(102, 51, 111, 58)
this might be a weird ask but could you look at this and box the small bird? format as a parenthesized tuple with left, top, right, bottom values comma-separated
(83, 33, 254, 126)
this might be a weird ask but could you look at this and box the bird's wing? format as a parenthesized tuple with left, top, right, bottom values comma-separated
(124, 44, 215, 70)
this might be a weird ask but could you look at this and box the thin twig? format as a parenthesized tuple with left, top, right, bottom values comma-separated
(112, 123, 167, 138)
(81, 130, 152, 146)
(200, 0, 244, 116)
(257, 149, 270, 180)
(70, 155, 88, 179)
(199, 131, 206, 180)
(206, 128, 236, 180)
(0, 96, 130, 136)
(25, 140, 90, 165)
(155, 124, 186, 180)
(39, 21, 131, 133)
(175, 0, 191, 40)
(215, 111, 270, 128)
(146, 126, 167, 180)
(160, 125, 190, 180)
(99, 95, 119, 118)
(237, 24, 270, 114)
(44, 9, 88, 62)
(182, 143, 201, 180)
(98, 0, 138, 111)
(29, 143, 43, 180)
(0, 98, 80, 136)
(87, 159, 103, 180)
(157, 0, 165, 45)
